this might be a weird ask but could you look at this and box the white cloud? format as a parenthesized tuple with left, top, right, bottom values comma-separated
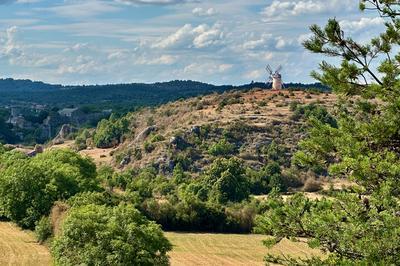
(262, 0, 357, 19)
(63, 43, 89, 53)
(245, 69, 264, 80)
(152, 23, 224, 49)
(136, 54, 177, 65)
(184, 62, 233, 75)
(340, 17, 384, 32)
(57, 55, 99, 75)
(192, 7, 217, 17)
(38, 1, 121, 18)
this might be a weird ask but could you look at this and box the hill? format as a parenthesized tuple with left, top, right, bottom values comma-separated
(0, 78, 328, 110)
(93, 89, 336, 176)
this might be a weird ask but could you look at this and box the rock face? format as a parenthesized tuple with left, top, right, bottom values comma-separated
(120, 156, 131, 167)
(134, 126, 157, 143)
(154, 155, 175, 174)
(53, 124, 76, 144)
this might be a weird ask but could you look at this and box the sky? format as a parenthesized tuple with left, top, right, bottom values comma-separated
(0, 0, 386, 85)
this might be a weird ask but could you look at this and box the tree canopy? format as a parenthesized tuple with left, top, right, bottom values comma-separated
(256, 1, 400, 265)
(0, 149, 99, 228)
(51, 203, 171, 266)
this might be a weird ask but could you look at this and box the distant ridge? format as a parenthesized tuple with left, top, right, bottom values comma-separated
(0, 78, 329, 110)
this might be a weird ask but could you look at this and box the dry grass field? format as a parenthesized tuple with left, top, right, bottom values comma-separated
(166, 232, 322, 266)
(0, 222, 51, 266)
(0, 222, 322, 266)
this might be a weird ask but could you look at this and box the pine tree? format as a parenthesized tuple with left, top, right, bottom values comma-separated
(255, 1, 400, 264)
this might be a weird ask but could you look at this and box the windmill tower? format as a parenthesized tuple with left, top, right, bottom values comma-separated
(266, 65, 283, 90)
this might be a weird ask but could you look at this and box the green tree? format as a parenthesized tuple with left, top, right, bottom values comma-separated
(208, 138, 235, 157)
(202, 158, 250, 204)
(51, 203, 171, 266)
(93, 117, 129, 148)
(256, 2, 400, 265)
(0, 149, 99, 228)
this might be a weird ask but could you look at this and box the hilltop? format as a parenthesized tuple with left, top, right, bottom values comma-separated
(108, 89, 334, 171)
(60, 88, 338, 193)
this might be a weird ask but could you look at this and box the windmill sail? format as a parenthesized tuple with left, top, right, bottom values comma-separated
(265, 65, 283, 90)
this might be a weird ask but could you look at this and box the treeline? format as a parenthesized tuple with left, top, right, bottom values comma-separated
(0, 147, 171, 265)
(0, 78, 329, 110)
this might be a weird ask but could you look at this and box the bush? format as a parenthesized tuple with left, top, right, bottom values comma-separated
(200, 158, 250, 204)
(208, 139, 235, 156)
(35, 216, 52, 244)
(51, 203, 171, 266)
(144, 141, 155, 153)
(93, 116, 129, 148)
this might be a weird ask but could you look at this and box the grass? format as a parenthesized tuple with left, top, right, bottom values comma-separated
(0, 222, 51, 266)
(166, 232, 322, 266)
(0, 222, 322, 266)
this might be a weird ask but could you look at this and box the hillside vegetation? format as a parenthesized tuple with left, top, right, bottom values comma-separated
(92, 89, 336, 174)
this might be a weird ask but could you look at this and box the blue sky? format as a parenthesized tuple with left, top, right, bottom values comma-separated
(0, 0, 385, 85)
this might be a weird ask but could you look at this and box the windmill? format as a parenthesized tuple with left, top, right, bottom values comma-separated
(266, 64, 283, 90)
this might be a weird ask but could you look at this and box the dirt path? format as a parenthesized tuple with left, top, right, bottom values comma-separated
(0, 222, 51, 266)
(50, 140, 114, 166)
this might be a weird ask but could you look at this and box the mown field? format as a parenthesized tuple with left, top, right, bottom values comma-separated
(0, 222, 51, 266)
(0, 221, 322, 266)
(166, 232, 321, 266)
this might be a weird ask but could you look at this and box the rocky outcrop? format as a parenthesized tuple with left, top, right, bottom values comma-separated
(134, 126, 157, 143)
(52, 124, 76, 144)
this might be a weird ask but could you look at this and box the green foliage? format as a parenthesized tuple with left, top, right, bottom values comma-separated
(51, 203, 171, 266)
(143, 141, 155, 153)
(248, 162, 285, 194)
(257, 3, 400, 265)
(0, 149, 99, 228)
(93, 116, 129, 148)
(208, 138, 235, 157)
(291, 103, 337, 127)
(35, 216, 52, 244)
(74, 129, 91, 150)
(97, 165, 115, 190)
(199, 158, 250, 204)
(67, 191, 119, 208)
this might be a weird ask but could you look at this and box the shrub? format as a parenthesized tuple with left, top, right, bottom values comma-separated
(208, 139, 235, 156)
(35, 216, 52, 244)
(93, 116, 129, 148)
(51, 203, 171, 266)
(144, 141, 155, 153)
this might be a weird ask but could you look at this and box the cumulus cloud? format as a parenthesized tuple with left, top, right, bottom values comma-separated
(244, 69, 264, 80)
(262, 0, 357, 18)
(192, 7, 217, 17)
(340, 17, 384, 32)
(136, 54, 177, 65)
(57, 55, 99, 75)
(38, 1, 120, 18)
(0, 26, 56, 67)
(152, 23, 225, 49)
(184, 62, 233, 75)
(241, 34, 298, 52)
